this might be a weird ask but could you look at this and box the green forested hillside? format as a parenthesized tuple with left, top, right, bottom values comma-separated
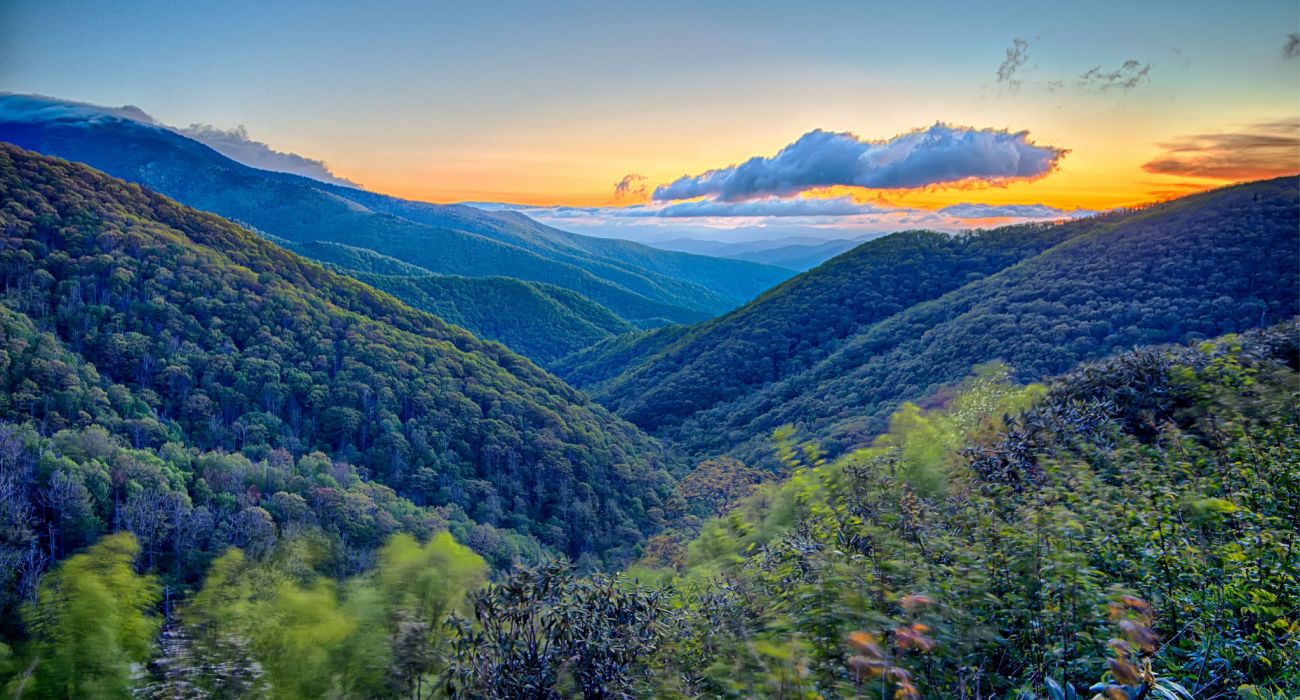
(564, 223, 1078, 428)
(348, 273, 635, 365)
(551, 324, 692, 391)
(262, 240, 636, 363)
(572, 178, 1300, 464)
(2, 102, 1298, 700)
(285, 240, 434, 277)
(0, 144, 672, 566)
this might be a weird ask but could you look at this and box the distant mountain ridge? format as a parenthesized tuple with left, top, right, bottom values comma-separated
(0, 94, 792, 332)
(649, 235, 875, 271)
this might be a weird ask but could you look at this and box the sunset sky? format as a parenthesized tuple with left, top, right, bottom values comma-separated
(3, 0, 1297, 241)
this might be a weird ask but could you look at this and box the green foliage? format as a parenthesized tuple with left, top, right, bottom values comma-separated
(871, 362, 1044, 496)
(650, 326, 1300, 697)
(551, 323, 691, 392)
(22, 532, 160, 699)
(374, 533, 488, 626)
(184, 531, 487, 699)
(447, 560, 668, 699)
(2, 110, 1298, 700)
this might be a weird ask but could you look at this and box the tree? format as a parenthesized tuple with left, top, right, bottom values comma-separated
(24, 532, 160, 699)
(372, 532, 486, 698)
(448, 560, 667, 699)
(673, 456, 769, 518)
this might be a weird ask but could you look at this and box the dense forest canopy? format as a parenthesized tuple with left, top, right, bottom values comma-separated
(0, 144, 674, 568)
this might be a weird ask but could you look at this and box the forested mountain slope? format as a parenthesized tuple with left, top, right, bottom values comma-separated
(572, 177, 1300, 463)
(349, 273, 635, 365)
(550, 324, 692, 392)
(0, 143, 673, 564)
(274, 239, 636, 364)
(562, 222, 1082, 426)
(0, 95, 791, 326)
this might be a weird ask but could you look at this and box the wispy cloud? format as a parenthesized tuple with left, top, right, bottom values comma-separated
(653, 124, 1067, 202)
(1142, 120, 1300, 180)
(1285, 33, 1300, 60)
(995, 38, 1031, 91)
(988, 39, 1155, 95)
(1078, 60, 1152, 91)
(613, 173, 648, 199)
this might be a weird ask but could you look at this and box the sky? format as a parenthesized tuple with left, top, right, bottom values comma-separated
(2, 0, 1298, 242)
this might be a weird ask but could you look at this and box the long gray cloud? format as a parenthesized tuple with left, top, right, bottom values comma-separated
(1285, 33, 1300, 59)
(0, 93, 358, 188)
(1142, 120, 1300, 179)
(939, 202, 1090, 218)
(653, 124, 1067, 202)
(648, 196, 882, 218)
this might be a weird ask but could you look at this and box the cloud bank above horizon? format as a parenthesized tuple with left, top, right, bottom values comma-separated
(653, 124, 1067, 202)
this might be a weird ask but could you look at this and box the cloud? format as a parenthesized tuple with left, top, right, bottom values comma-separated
(512, 193, 1092, 226)
(652, 124, 1066, 202)
(996, 38, 1031, 91)
(175, 123, 360, 187)
(988, 40, 1156, 95)
(0, 93, 358, 188)
(939, 202, 1092, 219)
(1077, 60, 1152, 91)
(1141, 120, 1300, 180)
(1285, 33, 1300, 59)
(0, 92, 159, 127)
(613, 173, 648, 199)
